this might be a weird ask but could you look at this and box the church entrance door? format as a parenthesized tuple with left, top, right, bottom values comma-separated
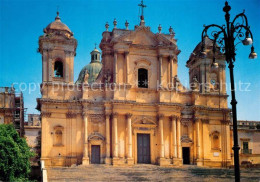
(91, 145, 100, 164)
(137, 134, 151, 164)
(182, 147, 190, 164)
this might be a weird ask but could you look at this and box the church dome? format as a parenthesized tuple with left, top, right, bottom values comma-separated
(76, 47, 102, 84)
(44, 12, 73, 35)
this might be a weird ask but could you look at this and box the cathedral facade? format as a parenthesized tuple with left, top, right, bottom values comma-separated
(37, 9, 232, 167)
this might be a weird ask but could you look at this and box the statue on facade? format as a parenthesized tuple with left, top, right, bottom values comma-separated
(191, 75, 199, 91)
(84, 70, 89, 84)
(104, 70, 111, 84)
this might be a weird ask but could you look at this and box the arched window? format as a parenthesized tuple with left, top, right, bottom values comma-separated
(138, 68, 148, 88)
(54, 60, 63, 77)
(55, 130, 63, 146)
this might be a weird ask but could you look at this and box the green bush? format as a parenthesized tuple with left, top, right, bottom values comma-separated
(0, 124, 34, 181)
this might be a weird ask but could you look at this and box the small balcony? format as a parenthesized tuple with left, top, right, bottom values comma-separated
(241, 149, 252, 154)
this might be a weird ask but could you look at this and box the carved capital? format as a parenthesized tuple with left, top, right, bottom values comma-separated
(112, 112, 118, 118)
(64, 50, 74, 56)
(66, 112, 77, 118)
(105, 113, 111, 119)
(158, 114, 164, 120)
(114, 50, 119, 55)
(126, 113, 133, 119)
(202, 119, 209, 124)
(124, 51, 129, 56)
(169, 55, 174, 60)
(170, 115, 177, 121)
(82, 112, 88, 117)
(194, 117, 200, 122)
(41, 112, 51, 118)
(158, 54, 163, 59)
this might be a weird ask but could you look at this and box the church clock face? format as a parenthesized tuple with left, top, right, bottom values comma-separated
(210, 79, 216, 85)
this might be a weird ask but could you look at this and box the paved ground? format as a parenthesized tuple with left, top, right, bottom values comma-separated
(47, 164, 260, 182)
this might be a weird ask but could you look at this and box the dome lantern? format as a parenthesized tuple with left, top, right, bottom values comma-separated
(90, 44, 101, 63)
(76, 46, 102, 84)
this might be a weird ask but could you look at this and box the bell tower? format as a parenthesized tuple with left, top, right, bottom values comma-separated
(186, 36, 226, 94)
(38, 12, 77, 84)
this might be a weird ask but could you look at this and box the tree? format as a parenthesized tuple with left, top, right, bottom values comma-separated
(0, 124, 34, 181)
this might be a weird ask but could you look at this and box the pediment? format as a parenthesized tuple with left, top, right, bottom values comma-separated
(181, 135, 193, 143)
(88, 132, 105, 141)
(112, 26, 174, 47)
(132, 116, 157, 126)
(132, 30, 158, 46)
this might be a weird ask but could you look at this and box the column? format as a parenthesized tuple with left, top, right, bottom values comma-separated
(105, 114, 110, 163)
(177, 117, 182, 159)
(65, 51, 70, 83)
(127, 114, 132, 158)
(169, 55, 174, 85)
(126, 113, 134, 164)
(112, 113, 118, 158)
(48, 57, 52, 81)
(226, 122, 231, 160)
(196, 118, 203, 166)
(113, 51, 118, 83)
(159, 114, 165, 158)
(125, 52, 129, 84)
(82, 113, 89, 165)
(171, 116, 177, 158)
(159, 55, 163, 85)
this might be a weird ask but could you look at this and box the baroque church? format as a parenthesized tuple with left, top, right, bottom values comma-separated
(37, 2, 232, 167)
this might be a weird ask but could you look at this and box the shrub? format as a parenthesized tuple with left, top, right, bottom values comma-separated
(0, 124, 34, 181)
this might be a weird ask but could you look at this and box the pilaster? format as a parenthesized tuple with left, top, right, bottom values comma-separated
(82, 112, 89, 165)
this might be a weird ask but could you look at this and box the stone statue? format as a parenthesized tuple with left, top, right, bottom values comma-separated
(104, 70, 111, 84)
(84, 70, 89, 84)
(191, 76, 199, 91)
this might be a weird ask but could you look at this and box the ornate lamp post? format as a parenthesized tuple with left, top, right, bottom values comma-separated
(200, 1, 257, 182)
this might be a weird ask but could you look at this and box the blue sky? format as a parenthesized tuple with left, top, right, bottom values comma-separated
(0, 0, 259, 120)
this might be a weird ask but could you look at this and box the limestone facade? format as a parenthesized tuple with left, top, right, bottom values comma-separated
(37, 11, 233, 167)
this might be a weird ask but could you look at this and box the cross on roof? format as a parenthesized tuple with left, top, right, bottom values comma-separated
(138, 0, 147, 20)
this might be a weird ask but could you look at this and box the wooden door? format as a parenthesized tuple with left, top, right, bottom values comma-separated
(137, 134, 151, 164)
(91, 145, 100, 164)
(182, 147, 190, 164)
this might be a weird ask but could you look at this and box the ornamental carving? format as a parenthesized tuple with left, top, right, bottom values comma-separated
(181, 135, 193, 143)
(181, 118, 192, 126)
(89, 114, 105, 123)
(88, 132, 105, 141)
(126, 113, 133, 119)
(66, 112, 77, 118)
(170, 115, 179, 121)
(132, 116, 156, 126)
(41, 112, 51, 118)
(158, 114, 164, 120)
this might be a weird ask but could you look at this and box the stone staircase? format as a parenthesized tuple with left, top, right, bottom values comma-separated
(47, 164, 260, 182)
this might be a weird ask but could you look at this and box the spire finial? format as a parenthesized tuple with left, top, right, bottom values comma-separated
(113, 18, 117, 29)
(95, 43, 97, 49)
(105, 22, 109, 31)
(158, 24, 162, 34)
(138, 0, 147, 26)
(125, 20, 129, 30)
(55, 7, 60, 21)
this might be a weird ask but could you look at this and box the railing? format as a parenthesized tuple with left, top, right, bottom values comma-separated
(241, 149, 252, 154)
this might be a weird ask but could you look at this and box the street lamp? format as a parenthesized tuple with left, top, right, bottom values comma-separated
(200, 1, 257, 182)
